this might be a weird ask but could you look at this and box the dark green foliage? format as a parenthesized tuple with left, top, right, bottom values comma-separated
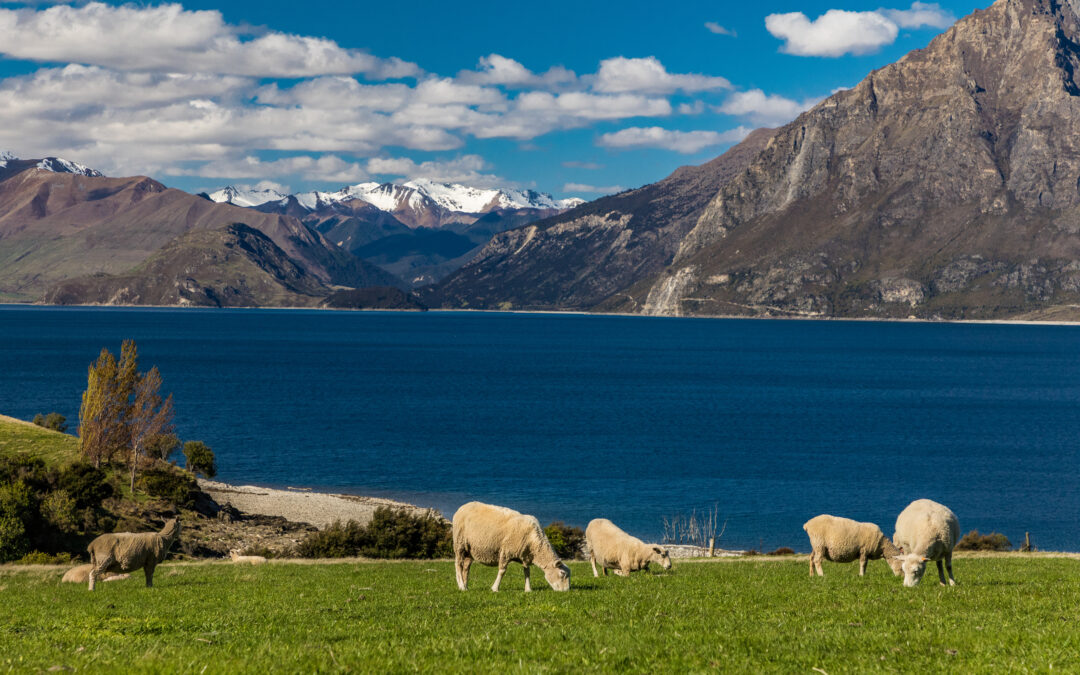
(956, 530, 1012, 551)
(57, 462, 113, 508)
(32, 413, 67, 432)
(146, 433, 181, 461)
(182, 441, 216, 478)
(14, 550, 74, 565)
(298, 508, 451, 559)
(544, 521, 586, 560)
(138, 466, 197, 508)
(0, 480, 35, 562)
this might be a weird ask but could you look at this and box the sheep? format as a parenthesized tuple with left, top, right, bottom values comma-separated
(229, 550, 267, 565)
(803, 514, 903, 577)
(892, 499, 960, 587)
(60, 564, 130, 584)
(585, 518, 671, 577)
(86, 518, 181, 591)
(452, 501, 571, 592)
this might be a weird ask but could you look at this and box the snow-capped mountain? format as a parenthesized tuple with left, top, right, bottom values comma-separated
(208, 179, 584, 226)
(0, 151, 103, 177)
(207, 185, 287, 208)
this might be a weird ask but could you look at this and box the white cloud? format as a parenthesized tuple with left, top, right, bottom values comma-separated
(593, 57, 731, 94)
(705, 22, 736, 37)
(563, 182, 624, 194)
(0, 2, 419, 78)
(880, 2, 955, 29)
(366, 154, 512, 188)
(457, 54, 577, 89)
(678, 100, 706, 115)
(765, 3, 954, 57)
(170, 154, 369, 183)
(598, 126, 752, 154)
(717, 89, 822, 126)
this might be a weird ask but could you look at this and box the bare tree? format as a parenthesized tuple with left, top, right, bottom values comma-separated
(127, 366, 174, 492)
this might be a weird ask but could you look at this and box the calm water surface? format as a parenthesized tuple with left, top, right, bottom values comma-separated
(1, 306, 1077, 550)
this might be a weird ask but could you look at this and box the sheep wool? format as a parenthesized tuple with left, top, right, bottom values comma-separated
(452, 501, 571, 592)
(85, 518, 181, 591)
(803, 514, 903, 577)
(229, 550, 268, 565)
(893, 499, 960, 587)
(60, 564, 130, 584)
(585, 518, 671, 577)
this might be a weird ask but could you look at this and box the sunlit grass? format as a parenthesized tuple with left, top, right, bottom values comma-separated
(1, 555, 1078, 672)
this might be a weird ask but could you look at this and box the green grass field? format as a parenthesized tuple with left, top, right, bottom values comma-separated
(0, 414, 79, 465)
(2, 555, 1078, 673)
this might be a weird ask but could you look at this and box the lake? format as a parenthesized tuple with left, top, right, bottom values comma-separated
(1, 305, 1078, 551)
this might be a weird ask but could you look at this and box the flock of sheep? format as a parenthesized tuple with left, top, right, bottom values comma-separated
(63, 497, 959, 592)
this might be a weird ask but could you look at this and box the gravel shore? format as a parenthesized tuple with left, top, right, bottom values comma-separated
(198, 479, 440, 529)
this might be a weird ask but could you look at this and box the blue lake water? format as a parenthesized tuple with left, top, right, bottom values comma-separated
(1, 305, 1078, 551)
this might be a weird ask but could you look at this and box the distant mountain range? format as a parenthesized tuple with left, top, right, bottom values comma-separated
(428, 0, 1080, 322)
(205, 180, 584, 286)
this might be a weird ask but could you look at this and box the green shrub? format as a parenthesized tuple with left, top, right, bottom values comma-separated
(15, 551, 74, 565)
(183, 441, 217, 478)
(138, 466, 197, 508)
(956, 530, 1012, 551)
(32, 413, 68, 433)
(0, 481, 34, 562)
(41, 490, 78, 533)
(544, 521, 586, 560)
(298, 509, 452, 559)
(146, 433, 181, 461)
(57, 462, 113, 508)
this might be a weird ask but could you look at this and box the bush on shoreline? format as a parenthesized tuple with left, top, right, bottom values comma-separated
(298, 508, 452, 559)
(956, 530, 1012, 551)
(544, 521, 586, 560)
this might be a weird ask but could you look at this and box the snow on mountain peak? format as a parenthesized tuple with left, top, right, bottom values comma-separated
(36, 157, 104, 177)
(208, 185, 287, 208)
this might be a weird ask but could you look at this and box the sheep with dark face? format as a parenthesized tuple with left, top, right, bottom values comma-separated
(452, 502, 570, 592)
(892, 499, 960, 587)
(86, 518, 181, 591)
(586, 518, 671, 577)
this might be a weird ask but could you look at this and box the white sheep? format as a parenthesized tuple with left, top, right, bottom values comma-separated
(452, 501, 571, 592)
(86, 518, 181, 590)
(892, 499, 960, 587)
(61, 564, 130, 584)
(585, 518, 671, 577)
(229, 550, 267, 565)
(803, 514, 903, 577)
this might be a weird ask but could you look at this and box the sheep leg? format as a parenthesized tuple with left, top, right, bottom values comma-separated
(492, 556, 507, 592)
(859, 553, 867, 577)
(812, 551, 824, 577)
(89, 553, 115, 592)
(945, 553, 956, 586)
(455, 554, 471, 591)
(591, 555, 599, 578)
(602, 565, 608, 576)
(809, 550, 816, 578)
(523, 564, 531, 592)
(144, 563, 155, 588)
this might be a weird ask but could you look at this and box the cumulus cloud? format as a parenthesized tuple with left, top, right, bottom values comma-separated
(457, 54, 577, 89)
(0, 2, 419, 78)
(765, 3, 955, 57)
(717, 89, 822, 126)
(169, 154, 369, 183)
(705, 22, 736, 37)
(563, 182, 624, 194)
(593, 57, 731, 94)
(598, 126, 752, 154)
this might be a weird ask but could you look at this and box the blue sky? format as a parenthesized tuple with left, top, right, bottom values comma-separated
(0, 0, 983, 198)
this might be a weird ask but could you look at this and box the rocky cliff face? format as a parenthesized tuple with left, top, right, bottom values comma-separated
(429, 128, 775, 310)
(633, 0, 1080, 319)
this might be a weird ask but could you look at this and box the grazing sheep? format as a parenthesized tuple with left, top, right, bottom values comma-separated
(229, 550, 267, 565)
(803, 514, 903, 577)
(585, 518, 671, 577)
(86, 518, 181, 591)
(892, 499, 960, 587)
(60, 565, 130, 584)
(452, 501, 571, 592)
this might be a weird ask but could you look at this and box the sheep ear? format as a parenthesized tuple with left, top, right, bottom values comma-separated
(653, 546, 662, 554)
(920, 557, 929, 562)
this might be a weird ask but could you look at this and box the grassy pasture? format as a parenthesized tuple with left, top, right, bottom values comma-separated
(0, 414, 79, 465)
(1, 555, 1078, 673)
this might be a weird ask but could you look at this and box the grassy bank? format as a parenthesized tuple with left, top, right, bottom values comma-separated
(2, 555, 1078, 673)
(0, 414, 79, 464)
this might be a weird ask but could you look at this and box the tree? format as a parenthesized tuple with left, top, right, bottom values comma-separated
(78, 342, 137, 468)
(145, 433, 181, 461)
(33, 412, 67, 432)
(127, 366, 174, 492)
(183, 441, 216, 479)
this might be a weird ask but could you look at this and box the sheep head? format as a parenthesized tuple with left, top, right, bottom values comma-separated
(544, 561, 571, 591)
(650, 546, 672, 570)
(895, 553, 929, 587)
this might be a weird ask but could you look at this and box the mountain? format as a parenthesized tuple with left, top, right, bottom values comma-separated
(0, 161, 400, 303)
(428, 127, 775, 310)
(433, 0, 1080, 321)
(45, 223, 332, 307)
(208, 178, 584, 287)
(0, 151, 103, 179)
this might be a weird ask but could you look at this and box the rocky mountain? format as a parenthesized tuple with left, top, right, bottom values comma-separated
(45, 224, 332, 307)
(0, 161, 400, 304)
(429, 128, 775, 310)
(432, 0, 1080, 321)
(0, 151, 103, 179)
(208, 178, 584, 287)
